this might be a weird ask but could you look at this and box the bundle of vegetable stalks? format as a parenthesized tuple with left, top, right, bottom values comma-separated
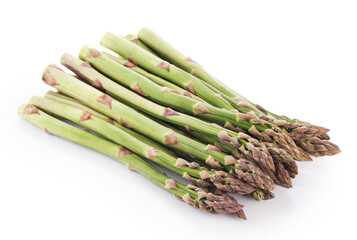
(18, 27, 340, 220)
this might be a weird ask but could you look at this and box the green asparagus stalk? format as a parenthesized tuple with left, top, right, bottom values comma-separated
(100, 32, 236, 110)
(18, 103, 244, 216)
(44, 91, 275, 193)
(137, 27, 330, 141)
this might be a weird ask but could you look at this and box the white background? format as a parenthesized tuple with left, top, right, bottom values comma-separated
(0, 1, 356, 239)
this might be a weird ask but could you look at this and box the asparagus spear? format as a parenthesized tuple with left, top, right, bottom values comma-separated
(44, 91, 275, 192)
(100, 32, 235, 110)
(18, 103, 244, 216)
(137, 27, 331, 141)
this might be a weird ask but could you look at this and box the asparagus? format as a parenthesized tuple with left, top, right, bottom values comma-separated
(78, 48, 272, 141)
(17, 27, 341, 220)
(274, 162, 292, 188)
(180, 129, 294, 188)
(100, 32, 235, 110)
(59, 55, 280, 171)
(124, 34, 156, 55)
(18, 103, 244, 216)
(199, 77, 331, 144)
(149, 120, 277, 198)
(100, 35, 306, 162)
(318, 133, 330, 140)
(44, 91, 275, 193)
(271, 117, 339, 156)
(258, 111, 330, 141)
(123, 33, 247, 111)
(144, 114, 276, 191)
(102, 51, 206, 102)
(69, 50, 243, 130)
(77, 48, 306, 164)
(103, 49, 259, 119)
(296, 137, 341, 157)
(136, 27, 260, 110)
(87, 48, 265, 127)
(283, 161, 299, 179)
(42, 64, 181, 146)
(137, 27, 331, 141)
(32, 95, 258, 196)
(45, 91, 176, 157)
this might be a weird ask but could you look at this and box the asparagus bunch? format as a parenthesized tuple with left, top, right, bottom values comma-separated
(18, 27, 340, 220)
(18, 103, 245, 217)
